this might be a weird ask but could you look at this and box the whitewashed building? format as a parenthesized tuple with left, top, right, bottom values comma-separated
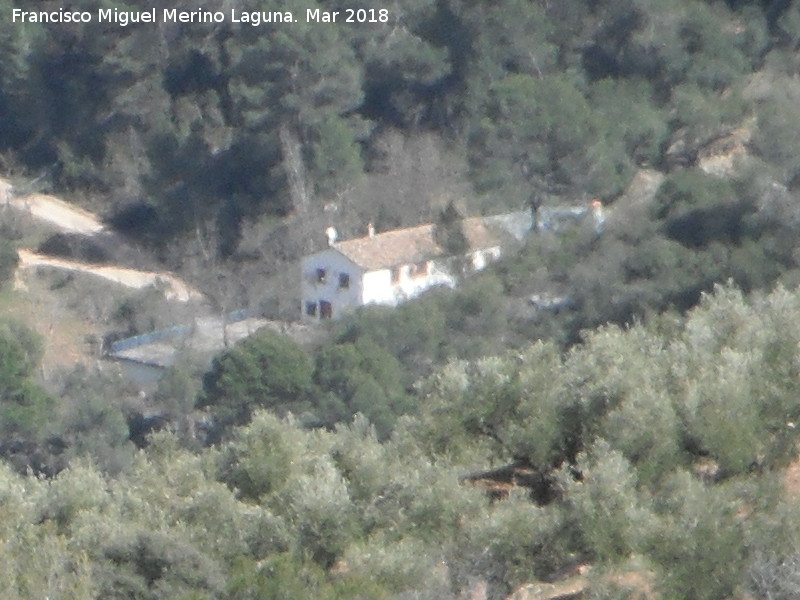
(300, 218, 504, 321)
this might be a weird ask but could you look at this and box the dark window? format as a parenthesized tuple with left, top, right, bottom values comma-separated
(338, 273, 350, 289)
(410, 261, 429, 278)
(316, 268, 326, 283)
(305, 301, 317, 317)
(320, 300, 332, 319)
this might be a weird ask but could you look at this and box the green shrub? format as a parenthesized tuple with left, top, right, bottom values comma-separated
(200, 331, 314, 424)
(648, 471, 746, 600)
(0, 240, 17, 289)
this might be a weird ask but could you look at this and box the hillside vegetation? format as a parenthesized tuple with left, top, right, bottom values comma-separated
(4, 1, 800, 599)
(2, 286, 800, 599)
(1, 0, 799, 299)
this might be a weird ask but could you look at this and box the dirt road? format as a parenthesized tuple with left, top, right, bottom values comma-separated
(16, 249, 203, 302)
(6, 192, 106, 235)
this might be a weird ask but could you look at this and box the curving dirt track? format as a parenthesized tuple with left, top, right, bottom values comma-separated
(2, 182, 203, 303)
(16, 249, 203, 302)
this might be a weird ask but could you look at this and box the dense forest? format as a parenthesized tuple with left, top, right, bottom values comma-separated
(4, 0, 800, 598)
(3, 0, 800, 321)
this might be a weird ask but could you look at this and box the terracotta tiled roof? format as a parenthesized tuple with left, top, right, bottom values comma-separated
(333, 216, 501, 271)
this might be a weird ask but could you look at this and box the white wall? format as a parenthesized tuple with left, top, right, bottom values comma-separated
(300, 249, 363, 321)
(300, 246, 503, 320)
(361, 268, 396, 305)
(471, 246, 502, 271)
(363, 261, 456, 307)
(398, 261, 456, 300)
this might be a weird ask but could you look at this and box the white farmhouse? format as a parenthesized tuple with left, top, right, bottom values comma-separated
(301, 218, 503, 321)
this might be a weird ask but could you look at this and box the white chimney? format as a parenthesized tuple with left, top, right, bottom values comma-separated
(590, 199, 605, 232)
(590, 199, 604, 220)
(367, 222, 375, 238)
(325, 226, 338, 246)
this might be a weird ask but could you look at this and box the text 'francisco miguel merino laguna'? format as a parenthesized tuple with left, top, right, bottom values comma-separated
(12, 8, 390, 26)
